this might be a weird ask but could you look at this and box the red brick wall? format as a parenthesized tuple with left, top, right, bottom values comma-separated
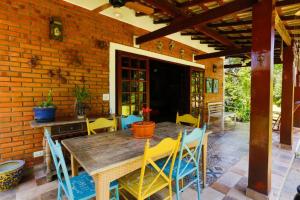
(0, 0, 223, 166)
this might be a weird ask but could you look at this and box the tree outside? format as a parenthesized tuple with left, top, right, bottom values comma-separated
(224, 63, 282, 122)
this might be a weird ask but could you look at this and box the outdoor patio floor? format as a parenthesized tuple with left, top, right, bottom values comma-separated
(1, 122, 299, 200)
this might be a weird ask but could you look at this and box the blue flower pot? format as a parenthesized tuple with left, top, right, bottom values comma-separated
(33, 107, 56, 122)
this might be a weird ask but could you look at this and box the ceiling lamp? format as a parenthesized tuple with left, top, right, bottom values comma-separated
(296, 9, 300, 16)
(109, 0, 126, 8)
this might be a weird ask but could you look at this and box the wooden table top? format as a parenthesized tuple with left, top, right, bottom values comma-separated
(62, 122, 210, 176)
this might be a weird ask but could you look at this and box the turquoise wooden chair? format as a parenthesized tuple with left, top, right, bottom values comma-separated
(45, 132, 119, 200)
(121, 115, 143, 130)
(156, 124, 206, 200)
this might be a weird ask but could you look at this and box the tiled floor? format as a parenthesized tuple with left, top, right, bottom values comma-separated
(1, 122, 299, 200)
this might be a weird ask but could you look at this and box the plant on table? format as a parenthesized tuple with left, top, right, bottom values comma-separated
(33, 90, 56, 122)
(132, 107, 155, 139)
(73, 85, 91, 119)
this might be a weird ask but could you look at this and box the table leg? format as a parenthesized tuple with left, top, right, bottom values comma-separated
(44, 127, 52, 182)
(94, 174, 110, 200)
(202, 135, 208, 188)
(71, 155, 78, 177)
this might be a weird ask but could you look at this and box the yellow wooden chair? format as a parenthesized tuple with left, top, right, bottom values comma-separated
(86, 117, 117, 135)
(119, 134, 182, 200)
(176, 112, 200, 128)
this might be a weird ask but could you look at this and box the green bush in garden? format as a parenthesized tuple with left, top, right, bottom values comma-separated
(225, 64, 282, 122)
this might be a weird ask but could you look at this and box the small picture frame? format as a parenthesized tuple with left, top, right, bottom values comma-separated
(206, 78, 213, 93)
(213, 79, 219, 93)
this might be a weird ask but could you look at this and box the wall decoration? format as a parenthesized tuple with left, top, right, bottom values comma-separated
(179, 48, 185, 59)
(96, 40, 108, 49)
(28, 55, 40, 68)
(213, 64, 217, 73)
(156, 41, 163, 52)
(48, 68, 69, 84)
(206, 78, 213, 93)
(213, 79, 219, 93)
(49, 17, 63, 41)
(64, 49, 83, 67)
(169, 40, 175, 51)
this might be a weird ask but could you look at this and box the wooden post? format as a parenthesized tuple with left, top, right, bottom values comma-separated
(280, 44, 294, 148)
(247, 0, 275, 198)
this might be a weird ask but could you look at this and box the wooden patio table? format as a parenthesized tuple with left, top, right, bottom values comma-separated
(62, 122, 211, 200)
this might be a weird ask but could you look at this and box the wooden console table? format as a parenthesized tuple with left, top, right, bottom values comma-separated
(30, 116, 101, 181)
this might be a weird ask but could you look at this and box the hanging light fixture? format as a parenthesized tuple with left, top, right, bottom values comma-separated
(296, 8, 300, 16)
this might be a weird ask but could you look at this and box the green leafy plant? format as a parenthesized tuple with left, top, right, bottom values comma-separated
(224, 64, 282, 122)
(73, 85, 91, 103)
(39, 90, 55, 107)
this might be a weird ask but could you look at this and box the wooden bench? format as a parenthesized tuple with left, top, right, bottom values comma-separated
(208, 102, 237, 130)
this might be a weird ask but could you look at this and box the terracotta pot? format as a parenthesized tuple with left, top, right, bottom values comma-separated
(131, 121, 155, 139)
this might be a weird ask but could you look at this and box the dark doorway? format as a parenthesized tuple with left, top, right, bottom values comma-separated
(150, 59, 190, 122)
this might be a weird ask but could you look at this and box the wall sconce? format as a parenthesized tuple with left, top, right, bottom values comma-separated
(213, 64, 217, 73)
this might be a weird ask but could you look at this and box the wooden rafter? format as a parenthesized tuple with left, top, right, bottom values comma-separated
(195, 25, 238, 47)
(141, 0, 182, 16)
(208, 20, 252, 27)
(275, 10, 292, 46)
(194, 47, 251, 60)
(93, 3, 111, 13)
(224, 63, 250, 68)
(142, 0, 237, 47)
(177, 0, 217, 8)
(136, 0, 258, 44)
(275, 0, 300, 8)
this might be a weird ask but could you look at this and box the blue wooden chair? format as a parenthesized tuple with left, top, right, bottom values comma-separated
(121, 115, 143, 130)
(45, 132, 119, 200)
(156, 125, 206, 200)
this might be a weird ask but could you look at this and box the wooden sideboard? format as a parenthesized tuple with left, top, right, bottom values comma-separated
(30, 116, 102, 181)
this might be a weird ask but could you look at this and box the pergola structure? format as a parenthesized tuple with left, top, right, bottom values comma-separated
(100, 0, 300, 198)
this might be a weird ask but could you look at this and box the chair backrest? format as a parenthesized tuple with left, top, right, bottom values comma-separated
(208, 102, 224, 116)
(138, 135, 182, 199)
(176, 112, 200, 128)
(176, 124, 207, 178)
(45, 131, 74, 199)
(121, 115, 143, 130)
(86, 117, 117, 135)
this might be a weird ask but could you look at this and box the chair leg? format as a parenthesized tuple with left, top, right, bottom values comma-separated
(115, 187, 120, 200)
(57, 184, 62, 200)
(168, 182, 172, 200)
(175, 179, 180, 200)
(196, 168, 201, 200)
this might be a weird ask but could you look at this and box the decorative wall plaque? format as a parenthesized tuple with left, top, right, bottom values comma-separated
(50, 17, 63, 41)
(156, 41, 163, 52)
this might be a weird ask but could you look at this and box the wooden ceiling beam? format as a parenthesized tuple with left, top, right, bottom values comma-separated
(153, 18, 172, 24)
(208, 20, 252, 27)
(286, 25, 300, 30)
(194, 47, 251, 60)
(207, 14, 300, 28)
(144, 0, 237, 47)
(275, 0, 300, 8)
(281, 15, 300, 21)
(224, 63, 250, 68)
(92, 3, 111, 13)
(219, 29, 252, 34)
(177, 0, 217, 8)
(136, 0, 258, 44)
(195, 25, 238, 47)
(275, 10, 292, 46)
(141, 0, 182, 16)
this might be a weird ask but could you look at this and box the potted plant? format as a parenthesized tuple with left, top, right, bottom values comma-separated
(73, 85, 91, 119)
(33, 90, 56, 122)
(131, 107, 155, 139)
